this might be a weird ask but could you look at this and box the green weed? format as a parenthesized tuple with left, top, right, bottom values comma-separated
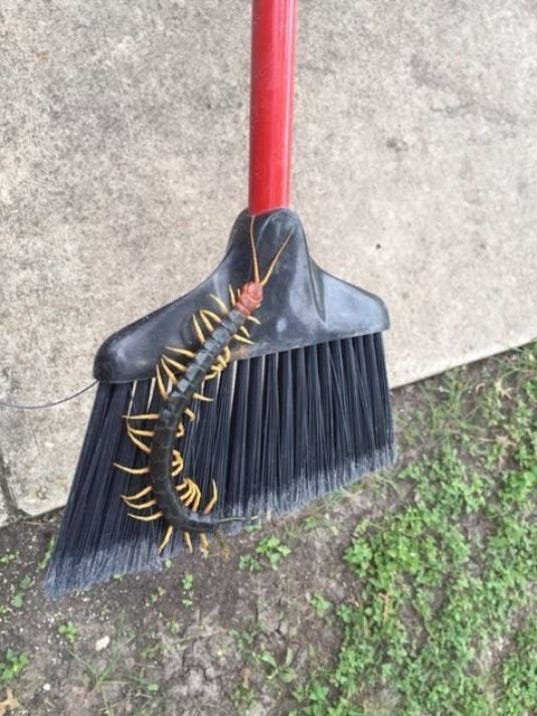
(181, 571, 194, 607)
(0, 649, 28, 684)
(58, 622, 79, 643)
(255, 535, 291, 570)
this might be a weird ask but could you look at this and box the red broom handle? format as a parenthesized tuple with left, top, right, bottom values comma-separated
(248, 0, 298, 214)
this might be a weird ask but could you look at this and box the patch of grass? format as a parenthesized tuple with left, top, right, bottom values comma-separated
(69, 641, 125, 692)
(239, 534, 292, 572)
(291, 343, 536, 715)
(255, 535, 291, 570)
(147, 586, 167, 605)
(0, 551, 17, 566)
(308, 593, 332, 618)
(0, 649, 28, 684)
(238, 553, 262, 572)
(9, 574, 33, 610)
(38, 537, 55, 571)
(181, 571, 194, 608)
(496, 616, 537, 714)
(58, 622, 79, 643)
(257, 647, 296, 685)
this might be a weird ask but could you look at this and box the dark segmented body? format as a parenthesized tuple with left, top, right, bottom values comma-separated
(149, 307, 247, 532)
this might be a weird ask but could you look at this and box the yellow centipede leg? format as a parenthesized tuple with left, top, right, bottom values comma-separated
(185, 408, 197, 422)
(193, 392, 213, 403)
(165, 347, 195, 359)
(199, 310, 214, 333)
(178, 482, 195, 505)
(160, 358, 178, 385)
(158, 524, 174, 554)
(192, 315, 205, 344)
(200, 533, 210, 557)
(126, 426, 152, 454)
(172, 462, 184, 479)
(162, 354, 187, 373)
(201, 308, 222, 324)
(155, 363, 168, 400)
(210, 293, 228, 313)
(128, 511, 163, 522)
(233, 333, 254, 345)
(113, 463, 150, 475)
(121, 497, 157, 510)
(203, 479, 218, 514)
(122, 413, 159, 420)
(184, 531, 193, 553)
(182, 480, 200, 506)
(191, 484, 202, 512)
(126, 427, 155, 438)
(121, 484, 153, 501)
(228, 285, 236, 306)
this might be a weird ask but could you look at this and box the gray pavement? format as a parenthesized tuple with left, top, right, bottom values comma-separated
(1, 1, 537, 521)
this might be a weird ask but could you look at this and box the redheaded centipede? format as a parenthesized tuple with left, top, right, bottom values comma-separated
(114, 218, 293, 554)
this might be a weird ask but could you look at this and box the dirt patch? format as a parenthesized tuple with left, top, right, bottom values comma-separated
(0, 466, 382, 715)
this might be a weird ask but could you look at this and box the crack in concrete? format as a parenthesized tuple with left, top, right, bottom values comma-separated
(0, 448, 31, 522)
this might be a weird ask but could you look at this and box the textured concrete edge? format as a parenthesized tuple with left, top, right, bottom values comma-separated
(0, 449, 27, 526)
(387, 332, 537, 389)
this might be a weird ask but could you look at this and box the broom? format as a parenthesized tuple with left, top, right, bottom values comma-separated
(45, 0, 394, 596)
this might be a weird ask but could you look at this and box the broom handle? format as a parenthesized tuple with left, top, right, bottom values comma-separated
(248, 0, 298, 214)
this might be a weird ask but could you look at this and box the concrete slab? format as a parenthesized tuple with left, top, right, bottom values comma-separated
(0, 491, 8, 528)
(1, 1, 536, 517)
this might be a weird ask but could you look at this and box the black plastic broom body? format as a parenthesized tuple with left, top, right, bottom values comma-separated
(46, 0, 394, 596)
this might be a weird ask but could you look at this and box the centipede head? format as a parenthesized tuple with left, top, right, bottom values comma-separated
(236, 217, 294, 316)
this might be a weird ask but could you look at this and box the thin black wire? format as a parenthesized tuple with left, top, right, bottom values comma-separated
(0, 380, 98, 411)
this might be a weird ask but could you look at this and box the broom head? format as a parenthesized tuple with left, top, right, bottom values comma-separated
(45, 208, 394, 595)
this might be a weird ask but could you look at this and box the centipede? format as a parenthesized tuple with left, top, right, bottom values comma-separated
(114, 218, 293, 555)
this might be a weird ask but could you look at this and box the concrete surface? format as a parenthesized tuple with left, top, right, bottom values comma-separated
(1, 1, 536, 520)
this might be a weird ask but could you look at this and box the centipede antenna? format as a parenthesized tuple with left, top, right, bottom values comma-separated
(260, 228, 294, 287)
(249, 214, 261, 283)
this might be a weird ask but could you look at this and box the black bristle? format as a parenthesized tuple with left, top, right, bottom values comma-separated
(45, 334, 394, 596)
